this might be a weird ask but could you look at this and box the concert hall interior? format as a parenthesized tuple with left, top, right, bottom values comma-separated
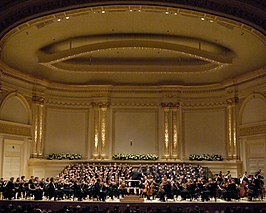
(0, 0, 265, 211)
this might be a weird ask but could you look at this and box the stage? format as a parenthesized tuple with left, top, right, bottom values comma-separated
(0, 197, 265, 213)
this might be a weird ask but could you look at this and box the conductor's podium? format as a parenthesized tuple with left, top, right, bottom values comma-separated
(120, 195, 144, 202)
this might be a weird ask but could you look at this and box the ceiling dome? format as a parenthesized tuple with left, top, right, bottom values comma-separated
(0, 1, 265, 86)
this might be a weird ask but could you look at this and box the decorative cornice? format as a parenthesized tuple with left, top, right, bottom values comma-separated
(91, 101, 110, 108)
(239, 123, 266, 136)
(0, 0, 265, 39)
(161, 102, 180, 108)
(111, 102, 160, 107)
(1, 60, 265, 96)
(45, 99, 91, 107)
(0, 121, 31, 137)
(32, 95, 45, 104)
(182, 100, 227, 108)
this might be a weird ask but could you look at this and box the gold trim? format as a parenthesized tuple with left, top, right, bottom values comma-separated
(239, 124, 266, 136)
(0, 121, 31, 136)
(1, 5, 265, 47)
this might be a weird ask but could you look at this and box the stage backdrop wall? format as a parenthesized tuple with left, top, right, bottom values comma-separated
(44, 108, 88, 157)
(112, 109, 158, 155)
(183, 109, 226, 158)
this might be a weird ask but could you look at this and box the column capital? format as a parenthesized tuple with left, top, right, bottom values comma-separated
(32, 95, 45, 105)
(226, 97, 239, 105)
(92, 102, 110, 108)
(161, 102, 180, 108)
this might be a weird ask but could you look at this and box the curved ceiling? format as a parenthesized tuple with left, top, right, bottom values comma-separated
(0, 4, 265, 86)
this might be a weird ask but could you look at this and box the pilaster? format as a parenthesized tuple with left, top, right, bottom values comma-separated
(32, 95, 45, 158)
(226, 97, 239, 160)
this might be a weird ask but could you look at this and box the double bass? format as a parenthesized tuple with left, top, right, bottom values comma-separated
(239, 180, 247, 198)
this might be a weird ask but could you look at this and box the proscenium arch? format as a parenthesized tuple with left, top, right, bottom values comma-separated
(0, 92, 32, 125)
(239, 92, 266, 125)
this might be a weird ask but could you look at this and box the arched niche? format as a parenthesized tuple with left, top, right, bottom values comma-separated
(240, 93, 266, 125)
(0, 92, 31, 124)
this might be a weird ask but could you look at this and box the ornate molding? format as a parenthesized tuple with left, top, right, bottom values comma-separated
(45, 99, 91, 107)
(239, 124, 266, 136)
(111, 102, 160, 107)
(0, 0, 265, 39)
(32, 95, 45, 104)
(182, 100, 227, 108)
(91, 101, 110, 108)
(0, 121, 31, 136)
(161, 102, 180, 108)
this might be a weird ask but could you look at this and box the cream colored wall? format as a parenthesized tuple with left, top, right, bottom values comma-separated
(241, 96, 266, 124)
(1, 138, 30, 179)
(0, 95, 30, 124)
(245, 137, 266, 176)
(44, 108, 89, 158)
(183, 109, 226, 158)
(240, 94, 266, 177)
(112, 109, 158, 155)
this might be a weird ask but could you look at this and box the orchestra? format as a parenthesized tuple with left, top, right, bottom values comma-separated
(0, 163, 264, 202)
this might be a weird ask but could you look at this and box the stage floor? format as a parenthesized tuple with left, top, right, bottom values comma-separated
(0, 197, 266, 213)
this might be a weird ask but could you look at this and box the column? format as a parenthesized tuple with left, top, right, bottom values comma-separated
(92, 103, 100, 159)
(162, 104, 170, 159)
(100, 105, 108, 159)
(226, 97, 239, 160)
(32, 96, 45, 158)
(92, 102, 109, 159)
(171, 104, 180, 159)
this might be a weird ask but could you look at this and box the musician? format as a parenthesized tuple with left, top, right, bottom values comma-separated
(14, 177, 21, 199)
(159, 177, 172, 201)
(205, 178, 218, 201)
(33, 179, 44, 200)
(172, 179, 181, 200)
(19, 176, 27, 199)
(253, 172, 264, 200)
(98, 179, 108, 201)
(247, 179, 257, 201)
(223, 179, 238, 201)
(4, 177, 15, 200)
(109, 179, 119, 200)
(47, 177, 56, 200)
(72, 179, 83, 201)
(146, 179, 156, 200)
(55, 179, 64, 200)
(0, 178, 5, 200)
(239, 172, 248, 198)
(118, 178, 127, 198)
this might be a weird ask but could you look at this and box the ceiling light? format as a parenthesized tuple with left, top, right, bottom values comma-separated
(201, 17, 205, 21)
(57, 18, 61, 22)
(165, 11, 169, 15)
(138, 9, 141, 12)
(66, 16, 70, 19)
(174, 13, 177, 15)
(209, 20, 214, 23)
(102, 10, 105, 14)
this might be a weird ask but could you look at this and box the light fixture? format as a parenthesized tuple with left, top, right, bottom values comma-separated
(165, 11, 169, 15)
(102, 10, 105, 14)
(201, 17, 205, 21)
(57, 18, 61, 22)
(66, 16, 70, 19)
(209, 20, 214, 23)
(174, 13, 177, 15)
